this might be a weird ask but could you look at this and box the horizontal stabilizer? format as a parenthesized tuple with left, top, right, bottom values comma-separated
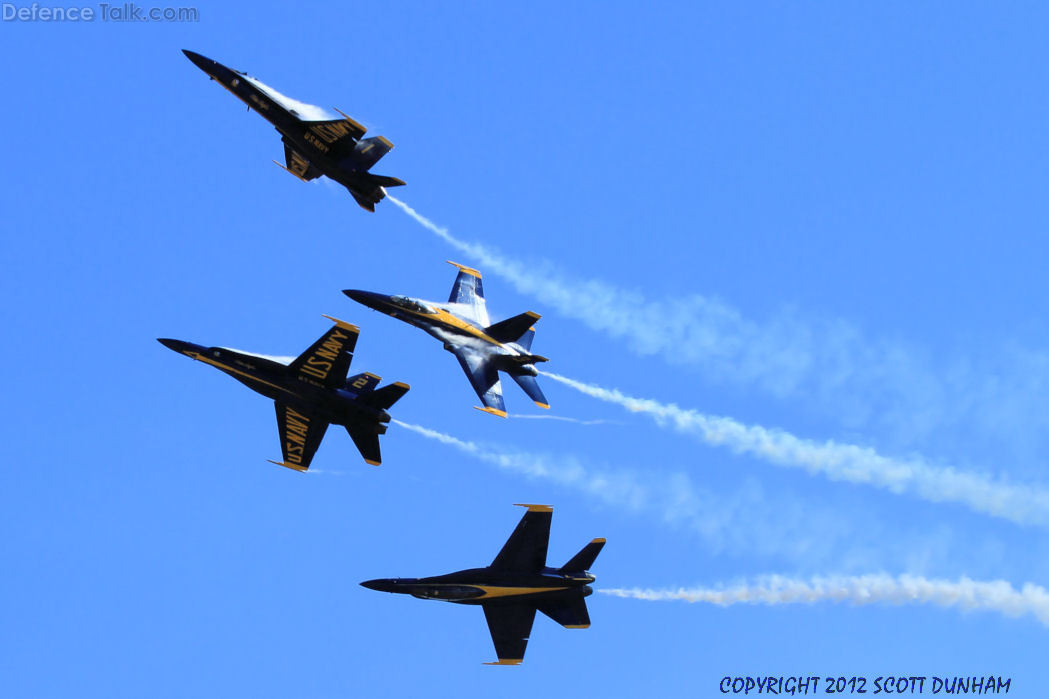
(360, 173, 406, 188)
(486, 312, 540, 345)
(345, 423, 382, 466)
(509, 373, 549, 409)
(348, 173, 406, 212)
(359, 382, 410, 411)
(502, 353, 548, 365)
(561, 538, 605, 573)
(537, 596, 591, 629)
(350, 189, 378, 212)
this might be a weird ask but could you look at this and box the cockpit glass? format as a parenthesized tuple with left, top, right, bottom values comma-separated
(391, 296, 435, 314)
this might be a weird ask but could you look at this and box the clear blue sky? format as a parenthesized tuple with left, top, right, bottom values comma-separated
(2, 2, 1047, 696)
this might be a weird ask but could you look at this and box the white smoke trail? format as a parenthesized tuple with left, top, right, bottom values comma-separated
(384, 196, 1049, 467)
(386, 195, 503, 265)
(602, 574, 1049, 626)
(541, 371, 1049, 528)
(392, 419, 648, 508)
(387, 197, 1049, 526)
(508, 414, 619, 426)
(391, 420, 857, 560)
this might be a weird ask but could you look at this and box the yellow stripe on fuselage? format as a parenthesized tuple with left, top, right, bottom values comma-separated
(401, 306, 504, 347)
(190, 352, 291, 396)
(474, 585, 570, 599)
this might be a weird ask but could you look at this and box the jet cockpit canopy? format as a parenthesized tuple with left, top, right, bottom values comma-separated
(391, 295, 436, 315)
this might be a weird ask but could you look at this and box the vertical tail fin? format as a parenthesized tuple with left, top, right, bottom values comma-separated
(516, 327, 535, 352)
(560, 538, 605, 573)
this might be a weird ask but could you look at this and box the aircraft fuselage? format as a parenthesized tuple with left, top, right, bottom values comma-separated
(361, 567, 595, 606)
(157, 339, 390, 430)
(345, 291, 535, 369)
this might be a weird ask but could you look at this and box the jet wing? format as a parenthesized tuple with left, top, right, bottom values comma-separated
(490, 504, 552, 572)
(281, 141, 322, 181)
(482, 604, 537, 665)
(305, 113, 367, 159)
(455, 349, 505, 417)
(269, 401, 329, 471)
(289, 317, 358, 387)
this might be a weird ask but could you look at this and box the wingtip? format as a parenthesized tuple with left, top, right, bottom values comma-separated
(513, 503, 553, 513)
(446, 260, 482, 278)
(321, 314, 359, 332)
(333, 108, 367, 132)
(267, 460, 308, 472)
(474, 406, 508, 418)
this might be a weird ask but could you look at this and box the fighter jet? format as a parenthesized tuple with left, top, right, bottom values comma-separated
(158, 316, 408, 470)
(182, 50, 404, 211)
(344, 261, 548, 417)
(361, 504, 604, 665)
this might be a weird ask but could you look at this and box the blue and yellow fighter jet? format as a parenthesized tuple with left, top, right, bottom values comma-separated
(182, 50, 404, 211)
(158, 317, 408, 470)
(361, 504, 604, 665)
(343, 261, 549, 417)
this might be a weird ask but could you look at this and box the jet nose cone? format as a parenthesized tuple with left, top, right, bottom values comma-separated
(157, 338, 199, 356)
(158, 338, 185, 352)
(181, 49, 213, 71)
(343, 289, 386, 311)
(360, 578, 398, 593)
